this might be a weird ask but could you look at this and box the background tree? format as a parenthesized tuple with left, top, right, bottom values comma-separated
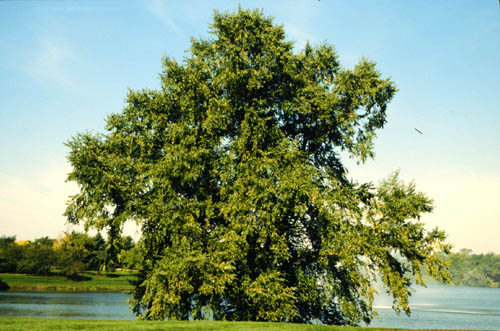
(17, 237, 58, 275)
(56, 232, 86, 279)
(85, 233, 107, 272)
(118, 239, 144, 270)
(443, 249, 500, 288)
(0, 236, 22, 273)
(65, 8, 450, 325)
(54, 231, 130, 275)
(55, 231, 106, 278)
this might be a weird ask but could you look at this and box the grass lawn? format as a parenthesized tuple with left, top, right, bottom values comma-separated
(0, 318, 377, 331)
(0, 271, 137, 292)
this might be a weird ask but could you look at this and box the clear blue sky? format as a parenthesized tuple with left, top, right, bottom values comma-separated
(1, 0, 499, 253)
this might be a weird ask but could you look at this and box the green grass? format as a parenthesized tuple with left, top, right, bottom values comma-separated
(0, 271, 137, 292)
(0, 318, 376, 331)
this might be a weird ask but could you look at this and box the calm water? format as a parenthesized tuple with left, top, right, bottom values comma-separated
(1, 285, 499, 329)
(0, 292, 134, 320)
(368, 284, 500, 330)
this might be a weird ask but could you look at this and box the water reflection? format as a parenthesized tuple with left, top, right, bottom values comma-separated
(0, 292, 135, 320)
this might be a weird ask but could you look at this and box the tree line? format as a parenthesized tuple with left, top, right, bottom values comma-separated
(2, 232, 496, 291)
(0, 233, 142, 278)
(442, 249, 500, 288)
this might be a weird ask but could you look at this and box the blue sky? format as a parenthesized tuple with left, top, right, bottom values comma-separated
(1, 0, 499, 253)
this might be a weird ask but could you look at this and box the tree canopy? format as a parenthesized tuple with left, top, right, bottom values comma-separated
(443, 249, 500, 288)
(65, 8, 450, 325)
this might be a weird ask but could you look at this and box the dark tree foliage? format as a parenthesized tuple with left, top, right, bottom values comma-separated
(0, 278, 9, 291)
(0, 236, 22, 273)
(65, 8, 450, 325)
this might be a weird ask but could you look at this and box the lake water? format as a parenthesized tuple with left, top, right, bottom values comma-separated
(0, 292, 134, 320)
(368, 284, 500, 330)
(1, 285, 499, 329)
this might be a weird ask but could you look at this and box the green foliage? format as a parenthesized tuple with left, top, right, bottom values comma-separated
(119, 240, 144, 270)
(57, 232, 94, 278)
(443, 249, 500, 287)
(17, 238, 58, 275)
(0, 233, 138, 277)
(56, 232, 136, 277)
(0, 236, 22, 273)
(65, 8, 450, 325)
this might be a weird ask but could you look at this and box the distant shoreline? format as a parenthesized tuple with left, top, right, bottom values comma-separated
(0, 271, 136, 292)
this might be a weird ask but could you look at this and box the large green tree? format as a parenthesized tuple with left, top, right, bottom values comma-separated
(65, 8, 450, 325)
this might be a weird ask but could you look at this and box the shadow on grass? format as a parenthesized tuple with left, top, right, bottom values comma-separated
(67, 274, 92, 282)
(0, 278, 10, 291)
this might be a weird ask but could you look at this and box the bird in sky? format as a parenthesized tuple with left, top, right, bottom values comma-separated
(415, 128, 423, 135)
